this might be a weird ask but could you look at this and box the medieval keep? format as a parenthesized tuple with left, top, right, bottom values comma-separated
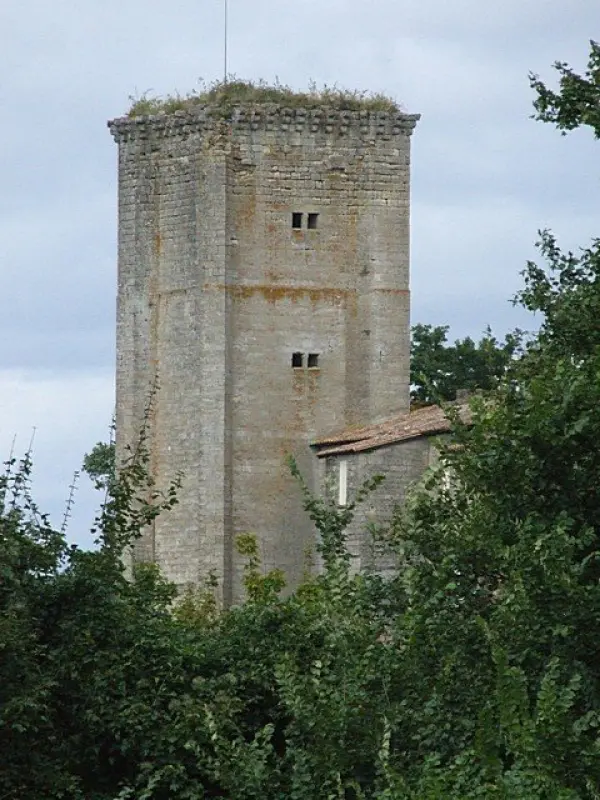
(109, 97, 424, 604)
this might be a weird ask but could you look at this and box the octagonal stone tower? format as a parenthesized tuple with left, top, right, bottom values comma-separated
(109, 99, 419, 604)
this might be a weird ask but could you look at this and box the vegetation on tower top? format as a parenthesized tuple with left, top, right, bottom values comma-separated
(127, 78, 401, 118)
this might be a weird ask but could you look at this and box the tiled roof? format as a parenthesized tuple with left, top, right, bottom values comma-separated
(313, 403, 469, 457)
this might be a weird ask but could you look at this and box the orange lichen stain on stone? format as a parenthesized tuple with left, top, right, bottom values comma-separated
(267, 223, 277, 234)
(236, 190, 256, 227)
(346, 291, 359, 319)
(203, 284, 408, 307)
(147, 288, 160, 495)
(293, 402, 307, 436)
(307, 370, 320, 407)
(210, 284, 353, 308)
(292, 370, 305, 396)
(149, 266, 160, 370)
(277, 436, 303, 459)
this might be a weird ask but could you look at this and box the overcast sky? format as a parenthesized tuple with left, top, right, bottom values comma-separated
(1, 0, 598, 547)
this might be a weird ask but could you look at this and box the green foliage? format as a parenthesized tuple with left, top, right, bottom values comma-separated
(172, 571, 220, 628)
(0, 430, 181, 799)
(127, 77, 400, 118)
(236, 532, 287, 603)
(410, 323, 520, 406)
(83, 439, 115, 492)
(1, 429, 397, 799)
(530, 40, 600, 138)
(387, 210, 600, 795)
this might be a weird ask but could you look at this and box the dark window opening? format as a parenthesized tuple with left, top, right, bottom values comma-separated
(307, 213, 319, 230)
(292, 352, 304, 368)
(307, 353, 319, 369)
(292, 212, 303, 230)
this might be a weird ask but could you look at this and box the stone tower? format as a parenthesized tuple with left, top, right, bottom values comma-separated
(109, 99, 419, 604)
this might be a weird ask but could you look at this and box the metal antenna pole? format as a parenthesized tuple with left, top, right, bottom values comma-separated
(224, 0, 228, 83)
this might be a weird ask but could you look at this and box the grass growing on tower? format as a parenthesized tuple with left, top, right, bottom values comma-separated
(127, 77, 401, 118)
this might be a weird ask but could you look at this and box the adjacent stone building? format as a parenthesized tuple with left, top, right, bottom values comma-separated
(109, 94, 420, 603)
(313, 404, 459, 575)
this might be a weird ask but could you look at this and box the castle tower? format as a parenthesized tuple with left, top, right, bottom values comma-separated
(109, 98, 419, 603)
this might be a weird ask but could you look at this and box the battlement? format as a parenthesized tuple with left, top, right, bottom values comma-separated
(108, 106, 420, 144)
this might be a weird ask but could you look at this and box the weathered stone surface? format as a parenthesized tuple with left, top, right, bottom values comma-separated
(317, 437, 440, 576)
(109, 104, 419, 603)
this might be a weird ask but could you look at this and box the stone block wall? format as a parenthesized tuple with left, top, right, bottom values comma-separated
(317, 437, 440, 575)
(109, 105, 419, 602)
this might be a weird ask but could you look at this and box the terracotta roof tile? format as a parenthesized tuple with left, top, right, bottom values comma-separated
(313, 403, 469, 457)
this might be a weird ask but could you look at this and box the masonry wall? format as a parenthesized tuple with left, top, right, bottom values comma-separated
(109, 105, 419, 602)
(318, 438, 440, 575)
(112, 115, 231, 594)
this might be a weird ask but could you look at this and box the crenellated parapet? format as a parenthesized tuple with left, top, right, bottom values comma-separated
(108, 106, 420, 144)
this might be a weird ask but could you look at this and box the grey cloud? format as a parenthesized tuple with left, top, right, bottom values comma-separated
(1, 192, 115, 370)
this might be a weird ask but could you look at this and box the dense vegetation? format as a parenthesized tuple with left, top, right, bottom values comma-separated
(4, 43, 600, 799)
(127, 78, 400, 118)
(409, 324, 519, 406)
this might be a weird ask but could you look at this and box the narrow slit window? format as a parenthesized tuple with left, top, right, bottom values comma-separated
(442, 467, 453, 492)
(292, 212, 303, 230)
(307, 212, 319, 230)
(338, 459, 348, 507)
(292, 352, 304, 368)
(307, 353, 319, 369)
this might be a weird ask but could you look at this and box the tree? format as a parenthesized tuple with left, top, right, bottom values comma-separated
(391, 240, 600, 795)
(82, 419, 116, 494)
(1, 432, 402, 799)
(0, 433, 182, 799)
(379, 43, 600, 796)
(410, 323, 519, 406)
(530, 40, 600, 138)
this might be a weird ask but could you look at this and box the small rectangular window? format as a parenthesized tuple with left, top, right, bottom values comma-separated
(292, 352, 304, 368)
(307, 213, 319, 230)
(292, 212, 303, 229)
(307, 353, 319, 369)
(338, 459, 348, 506)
